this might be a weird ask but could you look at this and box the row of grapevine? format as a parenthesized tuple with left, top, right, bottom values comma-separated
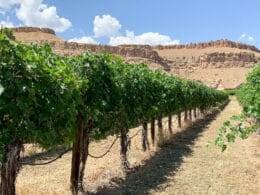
(237, 64, 260, 120)
(0, 29, 80, 194)
(0, 29, 228, 194)
(215, 64, 260, 151)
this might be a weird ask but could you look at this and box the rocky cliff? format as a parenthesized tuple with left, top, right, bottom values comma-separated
(12, 27, 55, 35)
(165, 52, 260, 70)
(154, 39, 260, 53)
(11, 27, 260, 89)
(50, 42, 170, 70)
(11, 27, 170, 71)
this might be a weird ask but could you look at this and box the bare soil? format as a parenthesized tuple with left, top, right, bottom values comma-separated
(16, 97, 260, 195)
(148, 97, 260, 195)
(155, 47, 260, 59)
(176, 68, 251, 89)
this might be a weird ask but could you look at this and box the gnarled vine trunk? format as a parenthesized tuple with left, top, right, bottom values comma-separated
(168, 115, 173, 135)
(142, 122, 149, 151)
(189, 109, 192, 120)
(177, 112, 182, 130)
(151, 118, 155, 145)
(78, 119, 92, 192)
(158, 116, 163, 142)
(184, 110, 188, 122)
(120, 127, 129, 169)
(70, 115, 83, 195)
(194, 108, 197, 119)
(0, 139, 23, 195)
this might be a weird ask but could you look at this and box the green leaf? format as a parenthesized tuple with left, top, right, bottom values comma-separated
(215, 135, 224, 147)
(226, 133, 236, 143)
(223, 121, 231, 127)
(206, 141, 212, 148)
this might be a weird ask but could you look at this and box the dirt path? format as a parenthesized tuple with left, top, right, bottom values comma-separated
(148, 97, 260, 195)
(102, 97, 260, 195)
(16, 97, 260, 194)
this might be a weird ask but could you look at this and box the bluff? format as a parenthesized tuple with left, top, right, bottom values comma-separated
(11, 27, 260, 88)
(11, 27, 170, 71)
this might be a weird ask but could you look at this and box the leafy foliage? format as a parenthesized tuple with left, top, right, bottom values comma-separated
(0, 28, 228, 162)
(0, 28, 78, 162)
(215, 64, 260, 151)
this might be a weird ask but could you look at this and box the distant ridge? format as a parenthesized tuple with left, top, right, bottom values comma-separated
(10, 27, 259, 52)
(153, 39, 260, 53)
(11, 27, 63, 42)
(10, 27, 171, 71)
(119, 39, 260, 53)
(11, 27, 55, 35)
(10, 27, 260, 89)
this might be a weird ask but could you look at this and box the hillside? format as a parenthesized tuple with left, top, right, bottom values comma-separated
(12, 27, 260, 88)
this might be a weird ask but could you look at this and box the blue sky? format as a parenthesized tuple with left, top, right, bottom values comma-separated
(0, 0, 260, 47)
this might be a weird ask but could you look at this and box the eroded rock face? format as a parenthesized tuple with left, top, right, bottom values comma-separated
(11, 27, 170, 70)
(154, 39, 260, 53)
(11, 27, 55, 35)
(49, 42, 171, 71)
(200, 52, 258, 67)
(10, 27, 260, 74)
(167, 52, 259, 69)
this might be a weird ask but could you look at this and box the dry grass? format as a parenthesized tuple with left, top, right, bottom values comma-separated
(148, 97, 260, 195)
(175, 67, 251, 88)
(156, 47, 260, 59)
(16, 114, 190, 194)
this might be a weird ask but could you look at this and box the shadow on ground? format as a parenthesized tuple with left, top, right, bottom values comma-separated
(86, 102, 228, 195)
(20, 146, 71, 166)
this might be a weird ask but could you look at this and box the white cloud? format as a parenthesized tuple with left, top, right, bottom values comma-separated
(0, 20, 14, 27)
(69, 15, 180, 46)
(248, 36, 254, 42)
(239, 33, 247, 39)
(68, 36, 97, 44)
(0, 0, 71, 32)
(109, 30, 180, 46)
(94, 15, 121, 38)
(239, 33, 254, 42)
(15, 0, 71, 32)
(0, 0, 18, 9)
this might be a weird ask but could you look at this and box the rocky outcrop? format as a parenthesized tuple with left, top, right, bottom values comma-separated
(11, 27, 170, 70)
(167, 52, 260, 70)
(197, 52, 258, 68)
(10, 27, 260, 73)
(19, 40, 171, 71)
(11, 27, 55, 35)
(64, 42, 171, 71)
(114, 40, 260, 53)
(154, 39, 260, 53)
